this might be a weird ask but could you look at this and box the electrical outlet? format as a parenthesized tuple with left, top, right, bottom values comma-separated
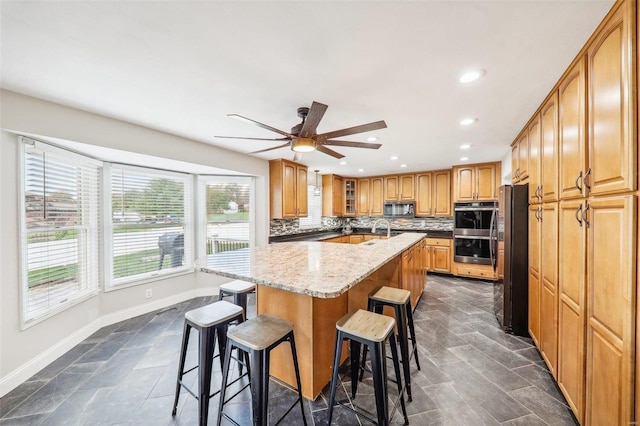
(145, 289, 152, 299)
(421, 220, 426, 227)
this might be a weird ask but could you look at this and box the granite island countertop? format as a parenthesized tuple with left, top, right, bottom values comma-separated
(200, 232, 425, 298)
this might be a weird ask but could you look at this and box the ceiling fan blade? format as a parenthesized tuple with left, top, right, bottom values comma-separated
(215, 135, 291, 141)
(316, 120, 387, 140)
(248, 142, 291, 154)
(299, 101, 328, 138)
(316, 144, 345, 159)
(322, 140, 382, 149)
(228, 114, 293, 137)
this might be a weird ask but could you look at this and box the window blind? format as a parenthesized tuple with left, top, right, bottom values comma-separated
(299, 184, 322, 228)
(202, 176, 253, 255)
(22, 140, 101, 323)
(108, 165, 192, 286)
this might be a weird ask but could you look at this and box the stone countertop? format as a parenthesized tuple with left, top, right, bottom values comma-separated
(269, 228, 452, 243)
(200, 232, 425, 298)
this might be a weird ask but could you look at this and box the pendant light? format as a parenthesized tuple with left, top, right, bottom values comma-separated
(313, 170, 321, 196)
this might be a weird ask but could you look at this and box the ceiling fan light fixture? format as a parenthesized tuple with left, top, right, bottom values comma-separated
(291, 137, 316, 153)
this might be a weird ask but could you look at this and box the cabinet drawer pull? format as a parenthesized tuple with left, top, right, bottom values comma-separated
(575, 171, 583, 194)
(575, 204, 583, 226)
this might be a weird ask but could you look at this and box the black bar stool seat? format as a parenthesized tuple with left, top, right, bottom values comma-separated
(363, 286, 421, 402)
(217, 314, 307, 426)
(171, 300, 246, 426)
(327, 309, 408, 426)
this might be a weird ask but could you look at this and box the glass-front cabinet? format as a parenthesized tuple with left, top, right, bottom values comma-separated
(343, 179, 356, 216)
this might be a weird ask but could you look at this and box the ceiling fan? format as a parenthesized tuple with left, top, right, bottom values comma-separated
(215, 101, 386, 159)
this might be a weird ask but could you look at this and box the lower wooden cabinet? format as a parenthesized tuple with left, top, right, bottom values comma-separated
(584, 195, 636, 425)
(528, 205, 542, 346)
(557, 200, 587, 422)
(401, 240, 426, 309)
(424, 238, 451, 274)
(454, 263, 495, 280)
(539, 202, 559, 377)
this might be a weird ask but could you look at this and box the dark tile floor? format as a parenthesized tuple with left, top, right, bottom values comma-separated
(0, 275, 578, 425)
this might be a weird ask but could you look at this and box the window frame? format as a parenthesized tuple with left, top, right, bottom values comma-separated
(197, 175, 256, 262)
(103, 162, 195, 291)
(19, 138, 101, 328)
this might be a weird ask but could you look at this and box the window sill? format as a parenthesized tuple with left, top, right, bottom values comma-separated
(104, 268, 195, 292)
(21, 289, 100, 330)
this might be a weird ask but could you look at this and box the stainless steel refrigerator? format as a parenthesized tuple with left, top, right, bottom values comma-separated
(493, 184, 529, 336)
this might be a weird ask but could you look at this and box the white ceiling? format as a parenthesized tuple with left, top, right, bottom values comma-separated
(1, 1, 615, 177)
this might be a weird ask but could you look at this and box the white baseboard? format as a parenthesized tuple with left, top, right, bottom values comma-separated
(0, 287, 219, 398)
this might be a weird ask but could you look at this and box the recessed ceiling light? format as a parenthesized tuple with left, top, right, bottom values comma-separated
(358, 168, 364, 172)
(460, 144, 472, 150)
(460, 157, 469, 161)
(340, 161, 347, 165)
(367, 136, 378, 142)
(390, 156, 398, 160)
(400, 164, 407, 168)
(459, 69, 485, 83)
(460, 118, 477, 126)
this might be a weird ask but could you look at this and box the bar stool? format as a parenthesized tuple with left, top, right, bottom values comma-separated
(327, 309, 408, 426)
(171, 300, 246, 426)
(361, 286, 421, 402)
(217, 314, 307, 426)
(218, 280, 256, 319)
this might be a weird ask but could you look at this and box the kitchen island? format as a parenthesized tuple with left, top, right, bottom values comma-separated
(200, 232, 426, 399)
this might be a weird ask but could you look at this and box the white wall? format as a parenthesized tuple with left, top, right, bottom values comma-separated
(0, 90, 270, 396)
(501, 149, 512, 184)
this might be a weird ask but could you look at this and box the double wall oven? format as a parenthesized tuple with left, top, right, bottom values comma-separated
(453, 201, 497, 266)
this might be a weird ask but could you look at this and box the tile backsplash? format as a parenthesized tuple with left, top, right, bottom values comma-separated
(269, 216, 453, 236)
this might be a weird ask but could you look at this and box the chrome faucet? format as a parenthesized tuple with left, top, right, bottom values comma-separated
(371, 218, 391, 238)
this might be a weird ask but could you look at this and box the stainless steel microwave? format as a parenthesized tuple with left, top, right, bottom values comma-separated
(383, 202, 415, 218)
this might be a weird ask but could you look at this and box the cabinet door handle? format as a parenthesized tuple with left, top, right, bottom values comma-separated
(583, 168, 591, 196)
(538, 186, 543, 201)
(575, 204, 583, 226)
(575, 171, 583, 194)
(582, 202, 590, 227)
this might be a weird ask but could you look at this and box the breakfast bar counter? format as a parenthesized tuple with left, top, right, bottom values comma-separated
(200, 232, 426, 399)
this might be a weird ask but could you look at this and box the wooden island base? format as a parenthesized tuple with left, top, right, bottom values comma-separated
(256, 254, 404, 400)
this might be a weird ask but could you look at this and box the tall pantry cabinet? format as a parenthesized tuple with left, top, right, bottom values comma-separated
(521, 1, 637, 424)
(582, 3, 636, 424)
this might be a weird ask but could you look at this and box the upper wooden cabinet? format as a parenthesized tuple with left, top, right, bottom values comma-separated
(452, 162, 500, 202)
(384, 174, 415, 201)
(269, 159, 308, 219)
(321, 174, 343, 216)
(357, 177, 383, 216)
(558, 56, 587, 200)
(370, 177, 384, 216)
(586, 2, 636, 196)
(511, 131, 529, 183)
(416, 170, 451, 216)
(541, 92, 559, 202)
(528, 115, 542, 204)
